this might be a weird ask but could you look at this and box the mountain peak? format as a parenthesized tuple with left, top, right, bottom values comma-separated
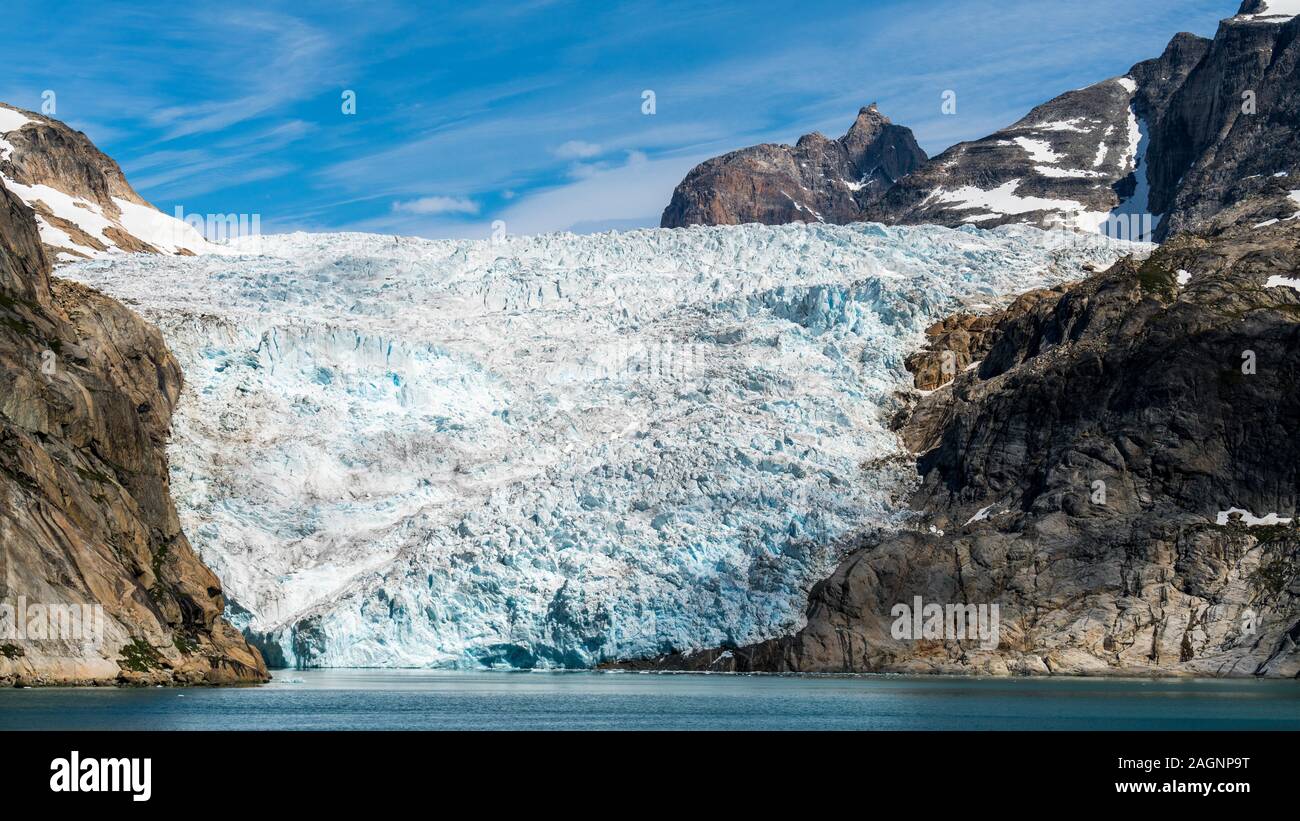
(0, 101, 218, 262)
(842, 104, 893, 156)
(846, 104, 890, 135)
(660, 105, 925, 228)
(1235, 0, 1300, 18)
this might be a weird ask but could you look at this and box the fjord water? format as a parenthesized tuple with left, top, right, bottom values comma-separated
(1, 672, 1296, 730)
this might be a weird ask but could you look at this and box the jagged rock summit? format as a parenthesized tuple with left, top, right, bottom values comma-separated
(0, 102, 215, 262)
(665, 2, 1300, 241)
(1142, 3, 1300, 238)
(660, 105, 926, 228)
(1236, 0, 1300, 19)
(872, 8, 1300, 239)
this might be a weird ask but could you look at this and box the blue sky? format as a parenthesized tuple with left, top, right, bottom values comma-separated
(3, 0, 1235, 238)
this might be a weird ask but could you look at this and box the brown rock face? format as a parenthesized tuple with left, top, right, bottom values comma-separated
(0, 185, 267, 685)
(904, 287, 1069, 392)
(0, 102, 210, 260)
(660, 105, 926, 228)
(0, 109, 149, 214)
(616, 218, 1300, 678)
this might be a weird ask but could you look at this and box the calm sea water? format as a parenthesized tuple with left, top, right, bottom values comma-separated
(0, 671, 1296, 731)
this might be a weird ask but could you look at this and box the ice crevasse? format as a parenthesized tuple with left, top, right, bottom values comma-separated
(63, 222, 1144, 668)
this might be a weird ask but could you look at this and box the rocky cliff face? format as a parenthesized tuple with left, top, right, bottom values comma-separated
(620, 209, 1300, 677)
(0, 102, 214, 262)
(867, 34, 1211, 234)
(0, 174, 266, 684)
(660, 105, 926, 228)
(1145, 7, 1300, 238)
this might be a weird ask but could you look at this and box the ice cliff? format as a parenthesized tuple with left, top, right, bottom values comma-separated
(62, 223, 1140, 668)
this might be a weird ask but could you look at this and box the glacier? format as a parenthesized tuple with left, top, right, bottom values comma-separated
(61, 222, 1144, 669)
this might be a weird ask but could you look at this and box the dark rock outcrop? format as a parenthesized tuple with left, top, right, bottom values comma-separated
(617, 213, 1300, 677)
(904, 286, 1070, 392)
(1146, 7, 1300, 238)
(660, 105, 926, 228)
(0, 183, 267, 685)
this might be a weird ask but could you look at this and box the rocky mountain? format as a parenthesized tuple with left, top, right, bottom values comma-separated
(660, 105, 926, 228)
(665, 3, 1300, 243)
(872, 5, 1300, 239)
(1144, 2, 1300, 238)
(868, 34, 1210, 236)
(0, 127, 266, 684)
(618, 205, 1300, 677)
(0, 102, 214, 262)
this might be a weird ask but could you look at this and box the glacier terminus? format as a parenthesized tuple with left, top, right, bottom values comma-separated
(62, 223, 1143, 669)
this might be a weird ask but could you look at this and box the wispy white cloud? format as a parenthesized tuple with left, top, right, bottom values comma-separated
(146, 11, 338, 141)
(392, 196, 480, 215)
(553, 139, 603, 159)
(123, 119, 314, 199)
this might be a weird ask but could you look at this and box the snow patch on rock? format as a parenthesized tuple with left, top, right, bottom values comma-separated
(928, 180, 1085, 219)
(0, 107, 31, 135)
(1216, 509, 1293, 526)
(1236, 0, 1300, 20)
(1013, 137, 1062, 165)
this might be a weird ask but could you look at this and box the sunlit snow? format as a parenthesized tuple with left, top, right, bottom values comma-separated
(1236, 0, 1300, 19)
(1216, 509, 1293, 526)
